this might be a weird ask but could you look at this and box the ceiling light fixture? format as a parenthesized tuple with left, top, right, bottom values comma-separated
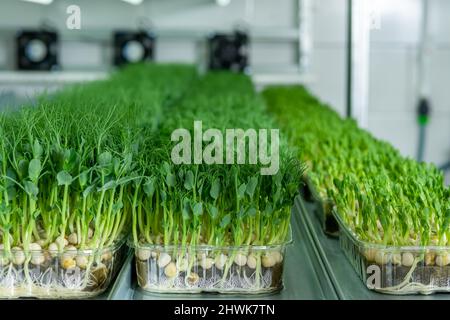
(121, 0, 144, 5)
(21, 0, 53, 5)
(216, 0, 231, 7)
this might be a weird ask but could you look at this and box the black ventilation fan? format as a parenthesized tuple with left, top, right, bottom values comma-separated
(113, 31, 155, 66)
(16, 30, 59, 71)
(208, 31, 249, 73)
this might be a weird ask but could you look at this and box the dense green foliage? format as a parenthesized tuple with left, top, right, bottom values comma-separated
(0, 64, 302, 264)
(263, 86, 450, 247)
(0, 64, 196, 259)
(132, 72, 303, 249)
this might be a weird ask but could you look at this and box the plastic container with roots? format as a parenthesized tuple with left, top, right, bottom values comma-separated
(132, 237, 292, 294)
(0, 239, 126, 298)
(334, 210, 450, 295)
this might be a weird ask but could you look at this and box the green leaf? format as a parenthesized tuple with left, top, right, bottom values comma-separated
(237, 207, 246, 219)
(33, 139, 43, 159)
(24, 181, 39, 198)
(57, 171, 73, 186)
(192, 202, 203, 217)
(98, 180, 117, 191)
(162, 161, 171, 174)
(184, 170, 194, 190)
(113, 157, 120, 176)
(246, 207, 257, 217)
(246, 176, 258, 198)
(18, 159, 29, 179)
(113, 201, 124, 212)
(143, 179, 155, 197)
(208, 205, 219, 220)
(7, 187, 16, 200)
(182, 199, 192, 220)
(28, 159, 41, 183)
(237, 183, 246, 199)
(210, 178, 220, 200)
(98, 151, 112, 166)
(220, 214, 231, 229)
(166, 173, 176, 187)
(264, 203, 273, 216)
(82, 185, 94, 198)
(79, 170, 89, 188)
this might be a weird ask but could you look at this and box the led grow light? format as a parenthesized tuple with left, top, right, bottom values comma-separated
(120, 0, 143, 5)
(21, 0, 53, 5)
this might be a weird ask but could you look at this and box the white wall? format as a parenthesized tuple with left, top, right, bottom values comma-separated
(0, 0, 448, 169)
(307, 0, 449, 168)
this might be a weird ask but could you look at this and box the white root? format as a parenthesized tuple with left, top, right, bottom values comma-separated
(0, 255, 9, 266)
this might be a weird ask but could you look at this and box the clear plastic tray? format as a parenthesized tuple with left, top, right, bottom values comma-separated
(130, 233, 292, 294)
(333, 210, 450, 295)
(304, 176, 338, 236)
(0, 239, 126, 299)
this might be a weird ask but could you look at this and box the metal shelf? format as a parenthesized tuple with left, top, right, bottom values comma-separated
(106, 197, 338, 300)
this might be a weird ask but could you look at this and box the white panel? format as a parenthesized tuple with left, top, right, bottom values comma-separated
(311, 0, 347, 43)
(369, 0, 421, 44)
(429, 49, 450, 113)
(60, 42, 105, 67)
(429, 0, 450, 44)
(369, 48, 416, 112)
(368, 110, 418, 158)
(156, 40, 197, 63)
(252, 0, 295, 27)
(251, 42, 296, 66)
(307, 46, 346, 117)
(426, 110, 450, 165)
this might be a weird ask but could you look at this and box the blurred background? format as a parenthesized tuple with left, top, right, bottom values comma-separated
(0, 0, 448, 183)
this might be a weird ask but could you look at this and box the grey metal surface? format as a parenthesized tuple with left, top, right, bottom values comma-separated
(297, 197, 450, 300)
(107, 197, 338, 300)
